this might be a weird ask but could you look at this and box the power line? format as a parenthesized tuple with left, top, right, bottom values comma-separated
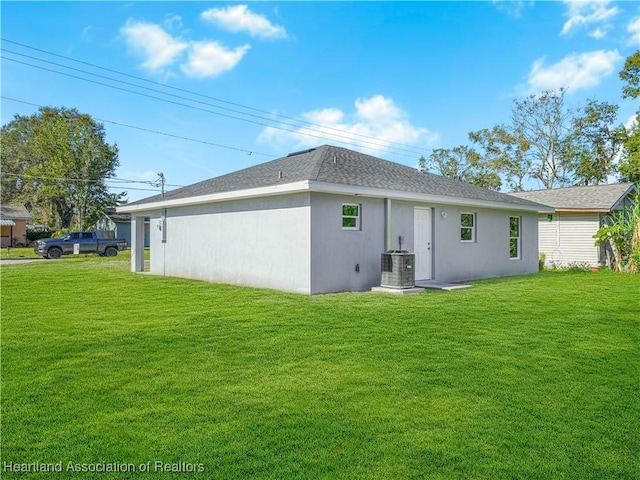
(1, 38, 431, 156)
(2, 48, 426, 156)
(3, 55, 421, 158)
(2, 96, 276, 159)
(106, 185, 162, 192)
(1, 172, 165, 193)
(0, 171, 175, 187)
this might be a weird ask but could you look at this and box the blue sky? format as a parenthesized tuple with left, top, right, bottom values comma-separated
(2, 1, 639, 201)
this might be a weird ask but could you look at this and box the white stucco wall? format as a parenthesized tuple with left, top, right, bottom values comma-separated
(430, 205, 539, 282)
(308, 194, 539, 293)
(148, 193, 312, 293)
(309, 193, 386, 294)
(132, 191, 540, 294)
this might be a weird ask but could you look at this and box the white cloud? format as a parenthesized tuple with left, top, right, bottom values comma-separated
(258, 95, 439, 155)
(181, 41, 250, 78)
(626, 114, 638, 131)
(82, 25, 96, 41)
(560, 0, 619, 36)
(163, 14, 183, 31)
(492, 1, 531, 18)
(628, 16, 640, 45)
(526, 50, 622, 92)
(201, 4, 287, 39)
(120, 20, 188, 71)
(121, 19, 251, 78)
(588, 27, 606, 39)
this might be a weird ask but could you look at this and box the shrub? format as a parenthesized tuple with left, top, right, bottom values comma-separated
(556, 261, 592, 272)
(26, 229, 53, 242)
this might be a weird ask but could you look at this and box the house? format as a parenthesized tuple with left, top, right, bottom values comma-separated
(510, 183, 637, 268)
(0, 204, 32, 247)
(118, 145, 551, 294)
(94, 208, 150, 247)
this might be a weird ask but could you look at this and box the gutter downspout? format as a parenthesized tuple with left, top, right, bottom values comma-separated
(385, 198, 391, 251)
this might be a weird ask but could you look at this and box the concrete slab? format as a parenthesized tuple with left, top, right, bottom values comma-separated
(415, 281, 472, 291)
(371, 286, 425, 295)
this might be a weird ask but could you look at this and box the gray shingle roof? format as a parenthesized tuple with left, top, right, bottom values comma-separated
(0, 204, 31, 219)
(103, 208, 132, 224)
(509, 183, 636, 211)
(125, 145, 545, 209)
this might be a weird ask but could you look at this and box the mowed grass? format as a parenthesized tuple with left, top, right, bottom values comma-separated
(1, 258, 639, 479)
(1, 247, 42, 259)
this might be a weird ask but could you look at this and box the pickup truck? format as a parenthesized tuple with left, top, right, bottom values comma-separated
(34, 232, 127, 259)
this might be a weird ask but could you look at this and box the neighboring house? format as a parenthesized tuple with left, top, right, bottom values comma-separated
(95, 208, 150, 247)
(510, 183, 637, 268)
(118, 145, 551, 294)
(0, 204, 32, 247)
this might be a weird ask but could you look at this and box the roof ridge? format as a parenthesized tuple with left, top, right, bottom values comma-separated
(517, 182, 633, 194)
(308, 144, 332, 181)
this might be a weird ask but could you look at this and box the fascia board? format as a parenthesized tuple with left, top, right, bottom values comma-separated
(307, 181, 554, 213)
(610, 185, 637, 211)
(554, 208, 610, 213)
(117, 181, 312, 213)
(117, 179, 554, 214)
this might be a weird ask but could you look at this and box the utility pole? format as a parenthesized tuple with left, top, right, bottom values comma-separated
(158, 172, 165, 198)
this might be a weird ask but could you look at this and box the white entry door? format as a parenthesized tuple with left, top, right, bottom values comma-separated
(414, 207, 433, 280)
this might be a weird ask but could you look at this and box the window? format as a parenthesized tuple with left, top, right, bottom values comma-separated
(510, 216, 521, 259)
(460, 212, 475, 242)
(342, 204, 360, 230)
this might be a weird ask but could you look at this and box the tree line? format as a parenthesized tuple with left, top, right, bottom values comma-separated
(419, 50, 640, 191)
(1, 107, 124, 232)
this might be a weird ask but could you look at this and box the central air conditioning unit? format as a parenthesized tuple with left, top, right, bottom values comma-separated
(380, 251, 415, 289)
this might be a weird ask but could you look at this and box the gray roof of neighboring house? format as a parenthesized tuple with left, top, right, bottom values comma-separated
(509, 183, 636, 211)
(0, 204, 31, 219)
(103, 208, 133, 224)
(124, 145, 544, 209)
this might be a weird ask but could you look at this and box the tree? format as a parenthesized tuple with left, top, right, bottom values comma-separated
(594, 198, 640, 273)
(460, 89, 575, 190)
(419, 146, 502, 191)
(618, 52, 640, 183)
(568, 100, 626, 186)
(510, 89, 575, 189)
(1, 107, 124, 230)
(618, 116, 640, 183)
(468, 125, 531, 191)
(619, 50, 640, 100)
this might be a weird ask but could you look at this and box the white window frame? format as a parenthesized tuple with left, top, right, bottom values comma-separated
(509, 216, 521, 260)
(460, 212, 476, 242)
(342, 204, 361, 230)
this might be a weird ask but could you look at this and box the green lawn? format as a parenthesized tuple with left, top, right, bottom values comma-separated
(0, 247, 149, 261)
(1, 258, 638, 479)
(1, 246, 42, 259)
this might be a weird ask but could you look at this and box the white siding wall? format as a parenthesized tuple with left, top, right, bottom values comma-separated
(538, 212, 600, 267)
